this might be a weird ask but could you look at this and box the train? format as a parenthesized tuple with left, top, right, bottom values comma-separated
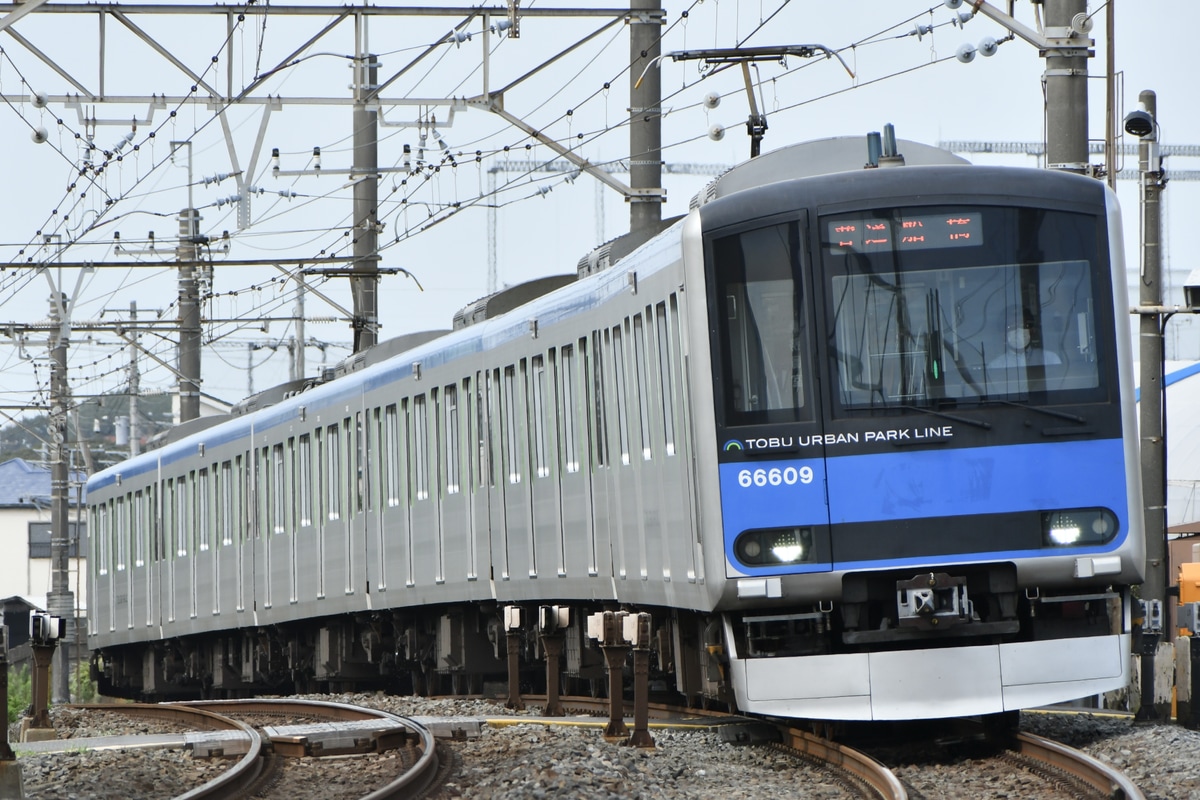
(86, 134, 1144, 721)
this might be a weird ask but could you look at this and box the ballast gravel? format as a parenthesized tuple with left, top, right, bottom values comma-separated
(8, 696, 1200, 799)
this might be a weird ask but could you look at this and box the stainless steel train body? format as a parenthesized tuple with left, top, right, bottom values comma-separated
(87, 140, 1143, 720)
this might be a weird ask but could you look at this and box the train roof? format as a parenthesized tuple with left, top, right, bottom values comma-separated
(691, 137, 970, 209)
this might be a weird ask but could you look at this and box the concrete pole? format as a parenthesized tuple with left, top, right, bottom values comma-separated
(1136, 88, 1167, 633)
(177, 208, 202, 423)
(128, 301, 140, 457)
(351, 38, 380, 353)
(628, 0, 663, 246)
(48, 295, 74, 705)
(294, 277, 306, 380)
(1043, 0, 1090, 173)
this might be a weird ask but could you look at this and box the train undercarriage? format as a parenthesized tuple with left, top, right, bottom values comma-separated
(90, 603, 731, 707)
(92, 568, 1127, 711)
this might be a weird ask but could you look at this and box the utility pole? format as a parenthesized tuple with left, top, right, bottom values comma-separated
(1132, 89, 1169, 721)
(128, 301, 141, 457)
(294, 277, 306, 381)
(351, 21, 380, 353)
(1043, 0, 1090, 173)
(177, 207, 202, 424)
(47, 294, 74, 704)
(628, 0, 664, 248)
(970, 0, 1094, 173)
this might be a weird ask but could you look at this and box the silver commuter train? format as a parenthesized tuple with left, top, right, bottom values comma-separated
(87, 137, 1144, 720)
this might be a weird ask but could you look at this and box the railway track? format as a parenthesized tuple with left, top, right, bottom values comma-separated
(13, 697, 1146, 800)
(518, 695, 1146, 800)
(17, 699, 439, 800)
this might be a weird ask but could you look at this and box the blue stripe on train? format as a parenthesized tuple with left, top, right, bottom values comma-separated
(720, 437, 1129, 575)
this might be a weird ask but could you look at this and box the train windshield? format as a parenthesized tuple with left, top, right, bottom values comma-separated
(711, 219, 813, 425)
(822, 205, 1104, 410)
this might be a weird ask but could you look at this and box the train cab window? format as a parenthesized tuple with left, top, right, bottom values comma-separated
(823, 205, 1105, 411)
(710, 220, 813, 426)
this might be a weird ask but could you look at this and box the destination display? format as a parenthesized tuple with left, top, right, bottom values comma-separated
(826, 210, 983, 253)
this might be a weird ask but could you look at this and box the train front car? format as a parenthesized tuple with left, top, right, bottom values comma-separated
(694, 163, 1143, 721)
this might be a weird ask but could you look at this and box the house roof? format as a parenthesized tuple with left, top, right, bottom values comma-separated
(0, 458, 86, 507)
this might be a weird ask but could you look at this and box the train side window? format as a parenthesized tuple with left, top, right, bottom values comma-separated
(561, 344, 580, 473)
(235, 454, 246, 545)
(430, 389, 442, 500)
(532, 355, 550, 478)
(175, 475, 188, 557)
(114, 496, 126, 571)
(352, 413, 364, 514)
(445, 385, 461, 494)
(632, 312, 652, 461)
(150, 482, 162, 562)
(589, 331, 608, 468)
(383, 406, 399, 505)
(710, 220, 811, 426)
(361, 411, 372, 512)
(486, 369, 500, 488)
(464, 377, 476, 494)
(501, 366, 521, 484)
(96, 502, 109, 575)
(326, 424, 340, 520)
(297, 436, 312, 525)
(657, 299, 679, 456)
(198, 467, 210, 551)
(414, 395, 430, 500)
(134, 490, 146, 567)
(272, 444, 286, 534)
(220, 461, 234, 544)
(612, 323, 631, 466)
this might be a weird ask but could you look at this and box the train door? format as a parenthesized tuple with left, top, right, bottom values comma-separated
(463, 376, 487, 590)
(586, 330, 617, 583)
(557, 339, 599, 586)
(484, 368, 510, 582)
(528, 353, 561, 591)
(375, 405, 402, 593)
(93, 500, 113, 635)
(131, 489, 149, 630)
(706, 213, 835, 580)
(195, 466, 214, 622)
(215, 460, 239, 616)
(652, 295, 699, 584)
(500, 361, 534, 583)
(294, 434, 317, 603)
(270, 442, 291, 606)
(365, 411, 384, 594)
(408, 393, 438, 588)
(439, 383, 472, 589)
(322, 421, 346, 602)
(252, 443, 273, 612)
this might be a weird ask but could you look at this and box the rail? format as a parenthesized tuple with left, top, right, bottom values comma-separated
(182, 698, 440, 799)
(69, 702, 265, 799)
(1015, 731, 1145, 800)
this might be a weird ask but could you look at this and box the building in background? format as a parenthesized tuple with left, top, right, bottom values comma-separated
(0, 458, 87, 624)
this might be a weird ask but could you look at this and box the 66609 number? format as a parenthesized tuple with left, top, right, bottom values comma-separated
(737, 466, 815, 488)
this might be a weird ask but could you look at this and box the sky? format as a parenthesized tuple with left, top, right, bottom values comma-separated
(0, 0, 1197, 420)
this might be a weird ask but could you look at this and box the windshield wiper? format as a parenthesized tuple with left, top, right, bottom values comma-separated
(901, 405, 992, 430)
(992, 398, 1086, 424)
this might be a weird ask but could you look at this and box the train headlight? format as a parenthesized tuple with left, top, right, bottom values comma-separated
(735, 527, 814, 566)
(1042, 509, 1118, 547)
